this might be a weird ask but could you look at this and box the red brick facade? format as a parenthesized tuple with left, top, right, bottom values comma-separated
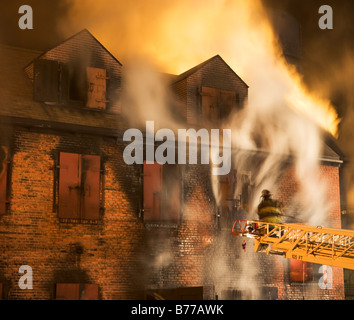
(0, 30, 345, 300)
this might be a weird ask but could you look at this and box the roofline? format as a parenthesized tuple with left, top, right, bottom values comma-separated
(171, 54, 249, 88)
(25, 29, 123, 68)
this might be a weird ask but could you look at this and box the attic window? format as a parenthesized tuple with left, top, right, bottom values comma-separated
(33, 59, 109, 110)
(68, 65, 86, 102)
(201, 86, 237, 122)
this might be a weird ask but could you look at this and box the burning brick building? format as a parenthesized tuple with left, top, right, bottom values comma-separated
(0, 29, 345, 300)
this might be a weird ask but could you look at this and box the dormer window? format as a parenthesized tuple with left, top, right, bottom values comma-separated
(200, 86, 238, 122)
(33, 59, 109, 110)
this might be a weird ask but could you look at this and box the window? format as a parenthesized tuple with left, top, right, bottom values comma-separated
(58, 152, 101, 220)
(290, 260, 313, 282)
(219, 170, 251, 228)
(68, 64, 86, 102)
(201, 86, 237, 122)
(0, 146, 8, 216)
(33, 59, 61, 103)
(143, 162, 180, 222)
(33, 59, 109, 110)
(55, 283, 99, 300)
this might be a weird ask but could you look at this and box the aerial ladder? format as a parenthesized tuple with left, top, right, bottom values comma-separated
(232, 220, 354, 270)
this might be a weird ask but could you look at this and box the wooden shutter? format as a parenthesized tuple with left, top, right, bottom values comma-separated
(0, 283, 3, 300)
(56, 283, 98, 300)
(80, 284, 99, 300)
(201, 86, 218, 121)
(0, 146, 8, 215)
(58, 152, 81, 219)
(56, 283, 80, 300)
(162, 165, 180, 222)
(219, 90, 236, 119)
(81, 155, 101, 220)
(290, 260, 313, 282)
(143, 162, 162, 221)
(33, 59, 59, 103)
(220, 170, 236, 208)
(86, 67, 107, 109)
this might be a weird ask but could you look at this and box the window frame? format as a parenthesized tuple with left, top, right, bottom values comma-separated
(56, 152, 102, 222)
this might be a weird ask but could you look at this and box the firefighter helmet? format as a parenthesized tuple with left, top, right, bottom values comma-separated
(261, 189, 271, 198)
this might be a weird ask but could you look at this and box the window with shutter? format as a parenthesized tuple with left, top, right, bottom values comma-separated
(0, 146, 8, 216)
(143, 162, 181, 222)
(86, 67, 108, 110)
(219, 90, 236, 119)
(33, 59, 60, 103)
(58, 152, 81, 219)
(201, 86, 237, 122)
(56, 283, 98, 300)
(56, 283, 80, 300)
(81, 155, 101, 220)
(290, 260, 313, 282)
(201, 86, 218, 121)
(58, 152, 101, 221)
(143, 162, 162, 221)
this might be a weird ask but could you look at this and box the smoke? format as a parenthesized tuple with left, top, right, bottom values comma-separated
(56, 0, 342, 299)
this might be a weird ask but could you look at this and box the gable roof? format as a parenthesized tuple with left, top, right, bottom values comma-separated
(0, 43, 126, 136)
(171, 55, 249, 88)
(34, 29, 122, 66)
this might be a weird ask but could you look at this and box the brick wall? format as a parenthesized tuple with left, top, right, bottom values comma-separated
(0, 126, 345, 300)
(0, 127, 146, 299)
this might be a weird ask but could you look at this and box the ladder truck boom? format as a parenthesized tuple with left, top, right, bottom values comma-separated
(232, 219, 354, 270)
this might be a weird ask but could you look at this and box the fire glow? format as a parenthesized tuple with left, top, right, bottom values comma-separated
(59, 0, 339, 136)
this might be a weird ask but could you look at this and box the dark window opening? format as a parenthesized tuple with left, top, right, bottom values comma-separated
(68, 65, 86, 102)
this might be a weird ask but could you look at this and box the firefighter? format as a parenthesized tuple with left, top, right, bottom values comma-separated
(257, 189, 282, 224)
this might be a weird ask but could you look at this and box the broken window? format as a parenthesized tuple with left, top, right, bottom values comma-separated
(55, 283, 99, 300)
(0, 146, 9, 216)
(201, 86, 237, 122)
(58, 152, 101, 221)
(289, 260, 313, 282)
(143, 162, 180, 222)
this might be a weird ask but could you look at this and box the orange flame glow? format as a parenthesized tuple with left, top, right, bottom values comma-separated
(58, 0, 340, 136)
